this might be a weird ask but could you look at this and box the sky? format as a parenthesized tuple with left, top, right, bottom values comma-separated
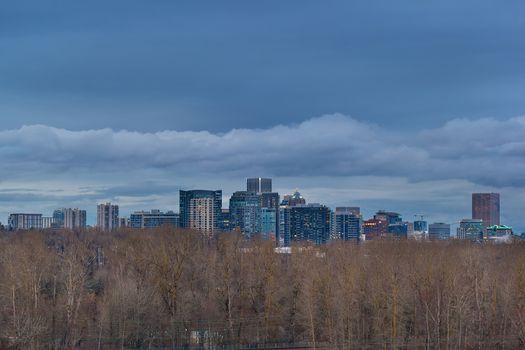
(1, 1, 525, 231)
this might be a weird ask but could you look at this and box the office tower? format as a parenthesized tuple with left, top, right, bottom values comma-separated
(53, 208, 87, 230)
(42, 216, 55, 229)
(279, 206, 291, 247)
(330, 210, 337, 240)
(229, 191, 261, 239)
(472, 193, 500, 228)
(282, 190, 306, 206)
(247, 177, 272, 193)
(335, 207, 361, 241)
(261, 207, 277, 240)
(179, 190, 222, 236)
(363, 218, 388, 240)
(428, 223, 450, 240)
(261, 192, 280, 240)
(8, 213, 43, 231)
(129, 210, 179, 229)
(457, 219, 484, 241)
(220, 209, 231, 231)
(289, 204, 331, 245)
(97, 203, 119, 232)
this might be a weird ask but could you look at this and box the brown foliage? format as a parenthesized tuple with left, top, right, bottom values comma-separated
(0, 230, 523, 349)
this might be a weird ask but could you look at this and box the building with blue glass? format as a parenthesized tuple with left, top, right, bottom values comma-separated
(261, 207, 277, 240)
(290, 204, 331, 245)
(229, 191, 261, 239)
(335, 207, 361, 241)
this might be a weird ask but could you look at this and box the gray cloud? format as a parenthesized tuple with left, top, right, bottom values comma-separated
(0, 114, 523, 187)
(0, 114, 523, 230)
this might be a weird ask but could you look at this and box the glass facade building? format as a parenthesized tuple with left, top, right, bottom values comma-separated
(290, 204, 331, 245)
(279, 206, 291, 247)
(261, 207, 277, 240)
(335, 207, 361, 241)
(229, 191, 261, 239)
(261, 192, 280, 241)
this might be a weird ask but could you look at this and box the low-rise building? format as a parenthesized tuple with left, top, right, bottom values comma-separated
(8, 213, 43, 231)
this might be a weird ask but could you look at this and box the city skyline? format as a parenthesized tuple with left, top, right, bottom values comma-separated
(1, 2, 524, 347)
(1, 182, 515, 238)
(1, 1, 524, 232)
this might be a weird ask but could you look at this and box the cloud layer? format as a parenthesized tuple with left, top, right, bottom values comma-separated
(0, 114, 524, 231)
(1, 114, 524, 187)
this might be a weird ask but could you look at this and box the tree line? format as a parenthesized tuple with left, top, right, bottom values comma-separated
(0, 227, 524, 349)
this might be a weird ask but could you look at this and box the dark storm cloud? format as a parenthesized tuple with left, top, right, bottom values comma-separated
(0, 0, 524, 131)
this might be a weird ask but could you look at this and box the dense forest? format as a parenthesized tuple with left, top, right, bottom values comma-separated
(0, 228, 524, 349)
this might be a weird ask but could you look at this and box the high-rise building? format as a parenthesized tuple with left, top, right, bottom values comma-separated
(261, 207, 277, 240)
(457, 219, 484, 241)
(279, 205, 292, 247)
(472, 193, 500, 228)
(428, 223, 450, 240)
(8, 213, 43, 231)
(247, 177, 272, 193)
(335, 207, 361, 241)
(53, 208, 87, 230)
(179, 190, 222, 236)
(229, 191, 261, 239)
(129, 210, 179, 229)
(290, 204, 331, 245)
(261, 192, 280, 240)
(97, 203, 119, 232)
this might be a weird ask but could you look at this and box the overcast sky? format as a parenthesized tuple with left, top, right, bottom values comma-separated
(1, 1, 524, 230)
